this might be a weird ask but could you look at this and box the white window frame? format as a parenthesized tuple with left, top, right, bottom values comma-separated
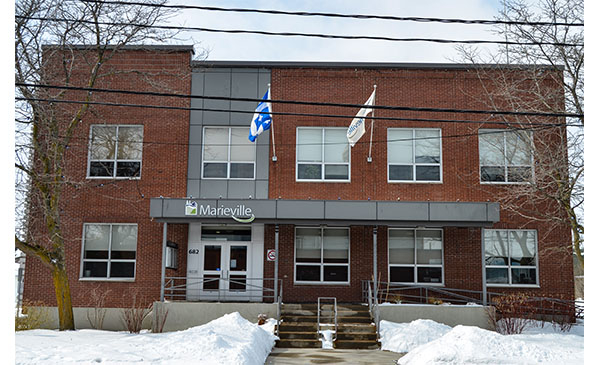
(387, 228, 444, 286)
(387, 128, 443, 183)
(296, 127, 351, 182)
(484, 229, 539, 287)
(201, 126, 257, 180)
(86, 124, 143, 179)
(79, 223, 137, 281)
(479, 129, 534, 184)
(294, 226, 351, 285)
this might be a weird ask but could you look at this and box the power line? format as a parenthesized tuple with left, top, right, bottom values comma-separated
(77, 0, 584, 27)
(16, 96, 580, 129)
(15, 16, 583, 47)
(17, 83, 582, 119)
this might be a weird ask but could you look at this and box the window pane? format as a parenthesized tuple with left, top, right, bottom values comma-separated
(416, 230, 442, 265)
(83, 262, 108, 278)
(324, 266, 348, 282)
(323, 229, 349, 263)
(201, 227, 251, 241)
(509, 231, 536, 266)
(229, 275, 246, 291)
(481, 166, 505, 182)
(89, 161, 114, 177)
(84, 225, 110, 259)
(203, 163, 227, 178)
(229, 246, 247, 271)
(298, 164, 322, 180)
(297, 129, 322, 162)
(511, 268, 536, 285)
(116, 162, 141, 177)
(230, 128, 255, 162)
(390, 266, 414, 283)
(110, 262, 135, 278)
(388, 130, 413, 164)
(116, 126, 143, 160)
(203, 128, 229, 161)
(230, 163, 254, 179)
(505, 131, 531, 166)
(90, 126, 116, 160)
(486, 268, 509, 284)
(417, 267, 442, 283)
(485, 230, 508, 265)
(296, 265, 320, 281)
(324, 129, 348, 163)
(389, 165, 413, 181)
(296, 228, 321, 263)
(479, 131, 505, 165)
(415, 166, 440, 181)
(415, 130, 440, 163)
(389, 230, 415, 264)
(507, 167, 531, 182)
(203, 245, 221, 271)
(324, 165, 348, 180)
(111, 225, 137, 260)
(203, 274, 220, 290)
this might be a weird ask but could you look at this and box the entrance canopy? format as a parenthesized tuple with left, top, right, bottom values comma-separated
(150, 198, 499, 227)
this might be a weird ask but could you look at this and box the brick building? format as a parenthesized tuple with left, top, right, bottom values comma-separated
(23, 47, 574, 310)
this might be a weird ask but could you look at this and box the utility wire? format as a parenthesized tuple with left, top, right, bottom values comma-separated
(16, 96, 580, 128)
(17, 83, 582, 119)
(76, 0, 584, 27)
(15, 16, 583, 47)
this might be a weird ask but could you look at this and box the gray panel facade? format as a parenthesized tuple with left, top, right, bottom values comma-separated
(187, 67, 271, 199)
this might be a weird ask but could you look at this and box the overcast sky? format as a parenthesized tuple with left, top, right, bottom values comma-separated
(169, 0, 504, 63)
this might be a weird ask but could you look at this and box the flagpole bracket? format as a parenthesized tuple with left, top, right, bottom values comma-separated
(367, 156, 372, 163)
(272, 156, 278, 162)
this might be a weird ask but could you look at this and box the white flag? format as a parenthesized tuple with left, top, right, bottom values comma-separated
(347, 89, 376, 147)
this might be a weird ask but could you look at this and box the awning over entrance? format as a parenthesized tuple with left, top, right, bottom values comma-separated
(150, 198, 499, 227)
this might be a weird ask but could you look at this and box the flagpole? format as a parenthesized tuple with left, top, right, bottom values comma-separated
(268, 84, 277, 162)
(367, 85, 377, 162)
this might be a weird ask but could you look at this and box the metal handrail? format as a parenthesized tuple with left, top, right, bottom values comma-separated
(164, 276, 282, 302)
(276, 285, 283, 337)
(317, 297, 338, 342)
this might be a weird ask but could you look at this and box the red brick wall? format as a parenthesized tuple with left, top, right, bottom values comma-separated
(23, 49, 192, 308)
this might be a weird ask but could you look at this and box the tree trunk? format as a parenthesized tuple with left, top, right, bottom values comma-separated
(52, 266, 75, 330)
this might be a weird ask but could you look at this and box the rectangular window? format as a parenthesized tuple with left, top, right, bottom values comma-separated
(297, 127, 350, 181)
(295, 227, 350, 283)
(388, 229, 443, 284)
(81, 224, 137, 279)
(88, 125, 143, 178)
(484, 229, 538, 286)
(202, 127, 256, 179)
(166, 241, 178, 270)
(479, 129, 533, 183)
(388, 129, 442, 182)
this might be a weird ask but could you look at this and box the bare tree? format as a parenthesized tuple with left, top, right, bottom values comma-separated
(456, 0, 583, 268)
(15, 0, 181, 330)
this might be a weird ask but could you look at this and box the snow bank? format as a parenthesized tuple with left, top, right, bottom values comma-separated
(15, 312, 277, 365)
(379, 319, 451, 353)
(398, 324, 584, 365)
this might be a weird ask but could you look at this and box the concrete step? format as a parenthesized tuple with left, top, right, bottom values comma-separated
(282, 303, 369, 312)
(336, 332, 377, 341)
(281, 315, 372, 324)
(276, 339, 322, 348)
(281, 309, 372, 318)
(277, 323, 318, 332)
(336, 323, 377, 333)
(278, 331, 319, 340)
(335, 340, 380, 350)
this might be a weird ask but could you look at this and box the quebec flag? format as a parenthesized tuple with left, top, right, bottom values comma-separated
(249, 87, 272, 142)
(347, 88, 376, 147)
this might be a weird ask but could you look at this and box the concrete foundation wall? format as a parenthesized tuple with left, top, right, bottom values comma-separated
(378, 304, 493, 330)
(153, 302, 278, 332)
(35, 307, 153, 331)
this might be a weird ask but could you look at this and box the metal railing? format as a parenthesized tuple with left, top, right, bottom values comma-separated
(361, 280, 584, 320)
(367, 281, 381, 340)
(164, 276, 282, 302)
(317, 297, 338, 342)
(276, 284, 283, 337)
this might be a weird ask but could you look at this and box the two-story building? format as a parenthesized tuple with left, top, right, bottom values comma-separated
(22, 46, 574, 319)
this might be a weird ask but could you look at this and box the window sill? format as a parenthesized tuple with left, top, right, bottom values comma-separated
(79, 278, 135, 282)
(486, 284, 540, 288)
(387, 180, 443, 184)
(480, 181, 531, 185)
(295, 180, 351, 183)
(86, 176, 141, 180)
(293, 282, 351, 286)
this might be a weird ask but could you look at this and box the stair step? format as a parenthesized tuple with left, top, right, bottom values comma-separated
(337, 324, 377, 333)
(280, 315, 372, 324)
(276, 339, 322, 348)
(336, 332, 377, 341)
(277, 323, 318, 332)
(278, 331, 319, 340)
(281, 309, 371, 317)
(282, 304, 368, 311)
(335, 340, 380, 350)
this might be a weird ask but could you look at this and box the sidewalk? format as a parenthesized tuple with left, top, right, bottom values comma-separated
(265, 348, 403, 364)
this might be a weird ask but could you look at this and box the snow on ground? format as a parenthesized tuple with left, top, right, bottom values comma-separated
(380, 319, 584, 365)
(379, 319, 451, 353)
(15, 312, 277, 365)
